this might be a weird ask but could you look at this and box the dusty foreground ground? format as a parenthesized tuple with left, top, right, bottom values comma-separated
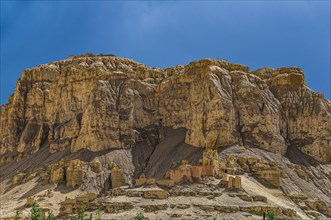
(1, 144, 331, 220)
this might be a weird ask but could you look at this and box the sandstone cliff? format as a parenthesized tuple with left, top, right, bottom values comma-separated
(0, 54, 330, 163)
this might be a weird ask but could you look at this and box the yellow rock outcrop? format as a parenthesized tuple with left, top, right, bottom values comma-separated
(0, 55, 329, 164)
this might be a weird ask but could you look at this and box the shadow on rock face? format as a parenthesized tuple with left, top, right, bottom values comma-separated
(132, 127, 203, 179)
(285, 145, 320, 167)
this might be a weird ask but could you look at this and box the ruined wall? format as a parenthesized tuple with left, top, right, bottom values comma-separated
(66, 159, 84, 188)
(256, 169, 281, 188)
(110, 166, 126, 189)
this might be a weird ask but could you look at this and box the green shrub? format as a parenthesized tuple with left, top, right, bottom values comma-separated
(267, 209, 277, 220)
(88, 213, 93, 220)
(95, 203, 102, 220)
(135, 212, 145, 220)
(29, 202, 42, 220)
(46, 211, 56, 220)
(77, 203, 86, 220)
(40, 212, 46, 220)
(15, 211, 21, 220)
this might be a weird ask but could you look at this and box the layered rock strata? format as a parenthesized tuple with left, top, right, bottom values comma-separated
(0, 54, 330, 163)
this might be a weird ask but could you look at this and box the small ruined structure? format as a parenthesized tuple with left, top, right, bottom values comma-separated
(135, 174, 147, 187)
(166, 160, 193, 183)
(143, 189, 169, 199)
(110, 166, 126, 189)
(66, 159, 84, 188)
(133, 149, 222, 187)
(201, 165, 217, 176)
(135, 174, 175, 187)
(47, 159, 85, 187)
(50, 167, 65, 184)
(165, 149, 221, 184)
(156, 179, 175, 187)
(49, 160, 66, 184)
(190, 166, 203, 180)
(60, 193, 97, 214)
(227, 176, 242, 189)
(256, 168, 281, 188)
(135, 152, 242, 190)
(219, 174, 241, 190)
(12, 171, 25, 185)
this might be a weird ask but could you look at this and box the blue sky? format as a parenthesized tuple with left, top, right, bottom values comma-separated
(1, 1, 330, 104)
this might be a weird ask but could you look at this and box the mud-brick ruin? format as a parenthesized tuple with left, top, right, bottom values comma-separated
(60, 193, 97, 214)
(47, 159, 85, 187)
(110, 165, 126, 189)
(133, 149, 243, 189)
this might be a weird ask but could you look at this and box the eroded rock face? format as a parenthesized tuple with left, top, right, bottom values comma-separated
(267, 69, 331, 162)
(0, 55, 330, 162)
